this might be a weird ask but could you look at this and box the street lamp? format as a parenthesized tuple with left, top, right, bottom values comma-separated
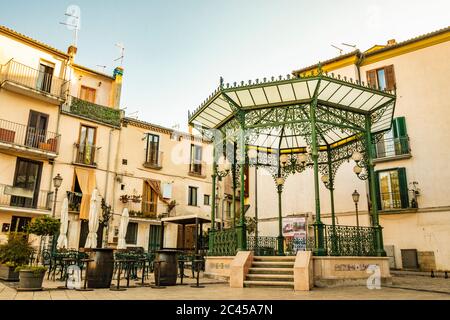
(352, 190, 360, 227)
(276, 175, 285, 256)
(52, 174, 63, 218)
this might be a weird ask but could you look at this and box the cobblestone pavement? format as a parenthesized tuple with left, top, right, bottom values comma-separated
(1, 274, 449, 300)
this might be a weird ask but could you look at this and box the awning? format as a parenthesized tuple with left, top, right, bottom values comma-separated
(75, 167, 96, 220)
(161, 214, 213, 226)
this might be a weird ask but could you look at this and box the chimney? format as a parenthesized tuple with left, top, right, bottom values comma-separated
(67, 45, 77, 60)
(387, 39, 397, 46)
(111, 67, 124, 109)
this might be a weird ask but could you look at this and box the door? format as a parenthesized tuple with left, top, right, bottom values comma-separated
(378, 170, 401, 210)
(78, 125, 96, 165)
(148, 225, 161, 252)
(10, 158, 43, 208)
(25, 111, 49, 148)
(36, 63, 54, 93)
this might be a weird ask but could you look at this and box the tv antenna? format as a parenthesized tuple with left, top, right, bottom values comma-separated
(114, 43, 125, 67)
(59, 5, 81, 47)
(342, 43, 357, 49)
(331, 44, 343, 55)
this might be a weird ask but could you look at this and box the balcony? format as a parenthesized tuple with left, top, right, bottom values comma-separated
(0, 60, 68, 104)
(127, 200, 158, 220)
(0, 118, 60, 159)
(188, 161, 207, 178)
(374, 136, 411, 162)
(67, 191, 82, 213)
(62, 96, 122, 128)
(143, 151, 163, 170)
(0, 183, 53, 212)
(73, 143, 100, 167)
(379, 191, 418, 213)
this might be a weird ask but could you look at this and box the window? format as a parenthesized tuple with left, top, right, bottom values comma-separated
(142, 181, 158, 215)
(188, 186, 198, 206)
(36, 62, 54, 93)
(189, 144, 202, 175)
(125, 222, 138, 245)
(366, 65, 396, 91)
(204, 194, 210, 206)
(145, 134, 160, 166)
(375, 168, 409, 210)
(375, 117, 410, 158)
(77, 125, 97, 165)
(10, 216, 32, 233)
(26, 110, 49, 149)
(80, 85, 96, 103)
(10, 158, 43, 209)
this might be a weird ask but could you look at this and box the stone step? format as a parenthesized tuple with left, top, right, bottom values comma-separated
(246, 274, 294, 281)
(253, 256, 296, 262)
(248, 268, 294, 275)
(252, 261, 294, 268)
(243, 280, 294, 289)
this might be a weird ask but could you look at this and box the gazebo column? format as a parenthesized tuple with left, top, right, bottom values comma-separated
(327, 149, 338, 255)
(236, 111, 247, 251)
(310, 102, 326, 256)
(365, 115, 386, 257)
(208, 143, 218, 255)
(231, 160, 237, 229)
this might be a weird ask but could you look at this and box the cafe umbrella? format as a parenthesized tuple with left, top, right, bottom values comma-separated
(56, 196, 69, 249)
(117, 208, 129, 250)
(85, 189, 100, 248)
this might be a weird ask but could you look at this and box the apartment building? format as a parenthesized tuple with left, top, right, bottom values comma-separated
(251, 26, 450, 271)
(0, 25, 212, 253)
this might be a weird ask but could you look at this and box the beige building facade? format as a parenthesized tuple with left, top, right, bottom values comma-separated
(0, 25, 212, 253)
(246, 27, 450, 271)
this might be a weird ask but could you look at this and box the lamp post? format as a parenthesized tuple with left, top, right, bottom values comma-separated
(276, 174, 285, 256)
(352, 189, 361, 255)
(52, 174, 63, 218)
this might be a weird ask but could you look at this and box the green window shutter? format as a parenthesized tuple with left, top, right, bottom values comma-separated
(397, 167, 409, 208)
(393, 117, 408, 155)
(374, 171, 382, 211)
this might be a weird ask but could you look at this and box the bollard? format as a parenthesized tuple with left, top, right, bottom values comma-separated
(431, 270, 435, 278)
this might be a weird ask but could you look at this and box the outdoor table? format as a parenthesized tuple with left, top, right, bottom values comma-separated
(124, 259, 137, 288)
(135, 257, 150, 287)
(75, 259, 94, 291)
(190, 259, 205, 288)
(86, 248, 114, 289)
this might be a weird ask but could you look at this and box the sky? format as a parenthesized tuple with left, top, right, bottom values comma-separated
(0, 0, 449, 131)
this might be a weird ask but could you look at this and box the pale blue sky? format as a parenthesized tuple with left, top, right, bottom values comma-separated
(1, 0, 449, 130)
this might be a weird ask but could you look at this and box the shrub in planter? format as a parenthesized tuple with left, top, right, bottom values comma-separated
(25, 216, 60, 265)
(0, 233, 34, 281)
(15, 266, 47, 291)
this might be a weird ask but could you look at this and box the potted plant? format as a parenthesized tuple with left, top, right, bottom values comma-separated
(25, 216, 60, 266)
(0, 233, 34, 281)
(15, 265, 48, 291)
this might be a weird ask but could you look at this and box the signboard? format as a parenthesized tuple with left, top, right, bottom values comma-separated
(282, 216, 307, 252)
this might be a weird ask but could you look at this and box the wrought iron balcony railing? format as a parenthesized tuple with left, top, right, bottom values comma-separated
(189, 161, 206, 177)
(0, 118, 60, 154)
(0, 183, 53, 211)
(374, 136, 410, 159)
(0, 59, 68, 99)
(62, 96, 122, 127)
(67, 191, 82, 213)
(73, 143, 99, 167)
(143, 150, 163, 169)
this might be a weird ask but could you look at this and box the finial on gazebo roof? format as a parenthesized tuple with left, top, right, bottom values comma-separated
(317, 62, 323, 75)
(220, 76, 224, 88)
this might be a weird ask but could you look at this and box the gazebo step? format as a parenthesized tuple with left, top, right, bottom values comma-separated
(253, 256, 296, 262)
(252, 261, 294, 268)
(248, 268, 294, 275)
(246, 274, 294, 281)
(244, 280, 294, 288)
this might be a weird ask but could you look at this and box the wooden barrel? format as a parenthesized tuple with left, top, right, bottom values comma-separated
(155, 250, 178, 286)
(86, 248, 114, 288)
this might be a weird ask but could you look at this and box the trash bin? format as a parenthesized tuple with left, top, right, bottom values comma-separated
(155, 250, 179, 286)
(86, 248, 114, 288)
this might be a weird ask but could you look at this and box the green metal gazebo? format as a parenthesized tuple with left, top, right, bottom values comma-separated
(188, 68, 396, 257)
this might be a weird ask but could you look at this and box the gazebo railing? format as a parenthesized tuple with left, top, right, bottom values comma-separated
(208, 228, 237, 256)
(323, 225, 377, 256)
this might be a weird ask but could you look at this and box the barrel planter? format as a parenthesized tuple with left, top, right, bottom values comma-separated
(155, 250, 179, 286)
(17, 270, 46, 291)
(0, 264, 19, 281)
(86, 248, 114, 288)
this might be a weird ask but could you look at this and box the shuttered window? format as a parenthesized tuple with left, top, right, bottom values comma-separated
(125, 222, 138, 245)
(366, 65, 396, 91)
(80, 86, 96, 103)
(375, 167, 409, 210)
(375, 116, 409, 158)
